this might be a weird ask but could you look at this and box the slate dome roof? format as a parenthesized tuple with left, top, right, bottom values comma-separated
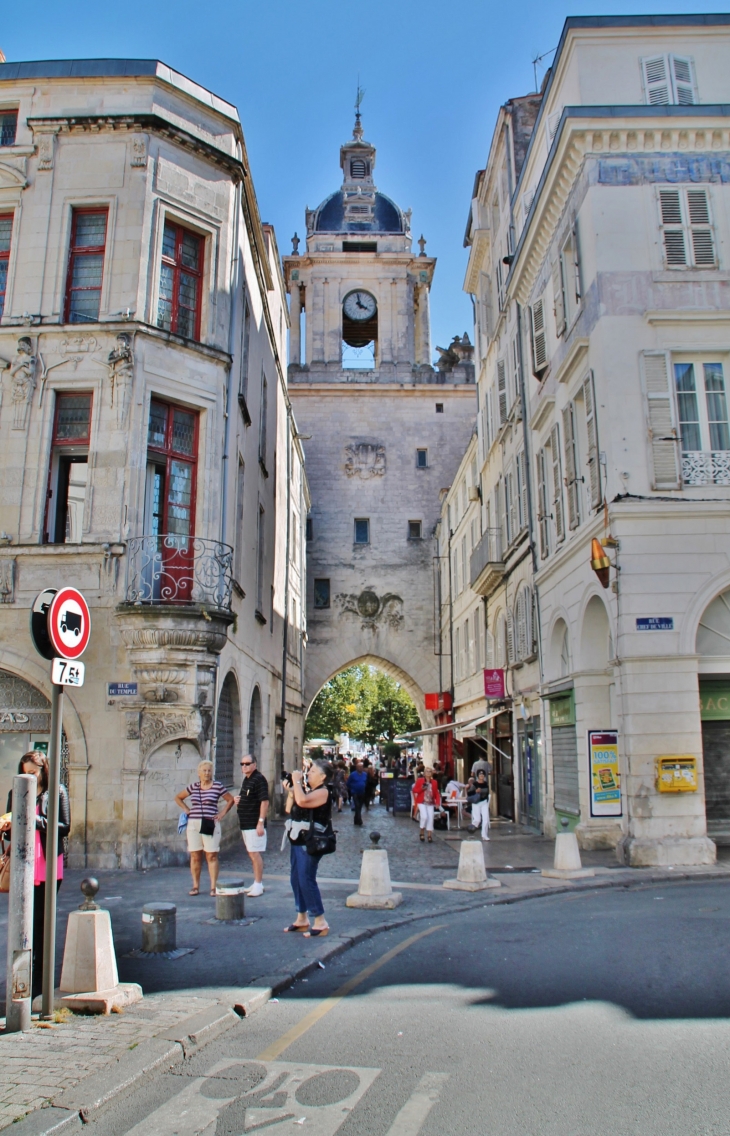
(313, 190, 405, 234)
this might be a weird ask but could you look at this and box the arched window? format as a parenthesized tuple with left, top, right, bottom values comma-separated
(350, 158, 367, 178)
(216, 672, 240, 787)
(248, 685, 262, 761)
(514, 585, 535, 662)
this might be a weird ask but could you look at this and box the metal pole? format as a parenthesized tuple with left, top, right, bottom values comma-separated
(41, 682, 63, 1020)
(5, 774, 36, 1032)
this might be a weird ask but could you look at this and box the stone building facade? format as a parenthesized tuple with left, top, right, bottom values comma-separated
(283, 116, 476, 740)
(459, 13, 730, 864)
(0, 59, 307, 868)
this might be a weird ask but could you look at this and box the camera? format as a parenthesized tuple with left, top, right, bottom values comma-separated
(282, 770, 293, 786)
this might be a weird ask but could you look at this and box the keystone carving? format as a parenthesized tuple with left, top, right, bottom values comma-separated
(344, 441, 385, 479)
(336, 589, 404, 631)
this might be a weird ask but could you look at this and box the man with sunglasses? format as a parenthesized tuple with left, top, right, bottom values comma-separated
(235, 754, 269, 897)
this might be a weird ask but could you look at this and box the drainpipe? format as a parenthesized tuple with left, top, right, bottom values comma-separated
(280, 406, 293, 777)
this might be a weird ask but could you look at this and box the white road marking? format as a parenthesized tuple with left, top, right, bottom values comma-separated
(384, 1072, 449, 1136)
(121, 1077, 233, 1136)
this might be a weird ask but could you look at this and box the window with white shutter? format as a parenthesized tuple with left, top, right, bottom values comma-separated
(505, 465, 518, 546)
(641, 351, 680, 489)
(562, 402, 581, 530)
(546, 109, 562, 148)
(506, 608, 516, 666)
(461, 534, 467, 593)
(530, 298, 548, 377)
(552, 257, 566, 338)
(641, 54, 697, 105)
(515, 591, 526, 662)
(517, 450, 528, 531)
(497, 359, 508, 424)
(560, 224, 582, 327)
(537, 447, 550, 559)
(582, 371, 602, 508)
(454, 626, 461, 681)
(550, 423, 566, 543)
(499, 477, 508, 552)
(659, 188, 716, 268)
(486, 626, 495, 668)
(511, 336, 520, 407)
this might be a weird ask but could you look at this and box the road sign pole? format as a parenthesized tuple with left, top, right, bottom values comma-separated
(41, 682, 63, 1020)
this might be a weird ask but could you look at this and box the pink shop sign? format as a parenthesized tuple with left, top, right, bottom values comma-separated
(484, 669, 505, 700)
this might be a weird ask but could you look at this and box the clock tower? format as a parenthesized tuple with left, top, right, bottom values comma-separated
(284, 112, 475, 737)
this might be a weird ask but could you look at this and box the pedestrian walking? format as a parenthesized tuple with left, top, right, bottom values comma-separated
(1, 751, 70, 998)
(282, 760, 335, 937)
(175, 761, 234, 895)
(332, 760, 348, 812)
(470, 755, 492, 778)
(413, 767, 441, 843)
(363, 758, 378, 809)
(467, 768, 491, 840)
(234, 753, 270, 897)
(346, 760, 368, 826)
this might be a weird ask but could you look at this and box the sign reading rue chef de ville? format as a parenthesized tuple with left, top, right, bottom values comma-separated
(636, 617, 674, 631)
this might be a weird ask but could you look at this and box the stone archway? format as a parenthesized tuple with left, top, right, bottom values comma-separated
(305, 653, 427, 728)
(696, 588, 730, 841)
(248, 685, 263, 762)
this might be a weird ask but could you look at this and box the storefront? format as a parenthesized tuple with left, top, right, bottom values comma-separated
(492, 710, 515, 820)
(699, 678, 730, 844)
(517, 714, 542, 830)
(0, 670, 53, 809)
(548, 689, 579, 824)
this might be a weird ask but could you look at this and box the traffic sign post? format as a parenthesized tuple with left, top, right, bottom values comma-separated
(30, 587, 91, 1020)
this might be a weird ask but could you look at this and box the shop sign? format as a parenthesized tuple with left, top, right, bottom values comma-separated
(588, 729, 622, 817)
(549, 691, 575, 727)
(424, 691, 452, 711)
(636, 617, 674, 631)
(108, 682, 138, 697)
(699, 683, 730, 720)
(484, 669, 505, 699)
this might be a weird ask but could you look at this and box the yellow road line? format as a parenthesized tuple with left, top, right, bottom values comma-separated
(256, 924, 445, 1061)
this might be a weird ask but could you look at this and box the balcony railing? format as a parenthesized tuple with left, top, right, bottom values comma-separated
(125, 535, 233, 610)
(682, 451, 730, 487)
(470, 527, 505, 596)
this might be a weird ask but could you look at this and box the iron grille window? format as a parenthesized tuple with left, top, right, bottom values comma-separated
(64, 209, 108, 324)
(157, 220, 204, 340)
(0, 112, 17, 147)
(0, 214, 12, 317)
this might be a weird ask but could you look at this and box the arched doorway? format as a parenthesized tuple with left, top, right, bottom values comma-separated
(216, 671, 241, 788)
(248, 685, 263, 762)
(0, 669, 53, 809)
(697, 588, 730, 841)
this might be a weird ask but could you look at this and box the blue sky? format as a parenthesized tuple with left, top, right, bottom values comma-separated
(3, 1, 727, 356)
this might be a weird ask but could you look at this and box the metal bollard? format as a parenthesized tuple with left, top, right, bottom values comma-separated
(5, 775, 36, 1032)
(141, 903, 176, 953)
(215, 878, 246, 921)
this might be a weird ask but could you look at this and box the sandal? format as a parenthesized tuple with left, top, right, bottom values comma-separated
(303, 927, 329, 938)
(210, 889, 216, 896)
(419, 831, 425, 842)
(427, 834, 433, 843)
(189, 888, 199, 895)
(284, 923, 310, 933)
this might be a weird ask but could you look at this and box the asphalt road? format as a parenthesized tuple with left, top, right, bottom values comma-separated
(84, 879, 730, 1136)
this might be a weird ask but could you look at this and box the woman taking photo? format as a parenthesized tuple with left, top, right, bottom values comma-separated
(175, 760, 235, 895)
(412, 766, 441, 843)
(282, 760, 335, 938)
(1, 751, 70, 999)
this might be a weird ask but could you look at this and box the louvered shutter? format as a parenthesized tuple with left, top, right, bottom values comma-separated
(506, 609, 515, 665)
(518, 450, 529, 530)
(527, 587, 536, 656)
(546, 110, 561, 146)
(641, 351, 681, 489)
(530, 299, 547, 376)
(515, 591, 526, 662)
(686, 190, 715, 266)
(497, 359, 508, 424)
(499, 478, 507, 553)
(508, 469, 518, 544)
(659, 190, 687, 266)
(512, 337, 520, 407)
(552, 257, 566, 338)
(486, 628, 495, 669)
(670, 55, 696, 105)
(582, 371, 602, 508)
(562, 403, 581, 530)
(572, 222, 582, 303)
(537, 448, 550, 559)
(642, 55, 671, 104)
(454, 626, 461, 681)
(550, 423, 565, 543)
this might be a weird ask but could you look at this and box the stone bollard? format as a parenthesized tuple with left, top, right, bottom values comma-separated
(58, 879, 142, 1014)
(542, 818, 596, 879)
(142, 902, 177, 952)
(346, 848, 403, 909)
(443, 841, 501, 891)
(215, 878, 246, 921)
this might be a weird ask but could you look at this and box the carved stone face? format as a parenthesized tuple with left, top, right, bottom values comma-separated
(357, 590, 380, 618)
(17, 337, 32, 356)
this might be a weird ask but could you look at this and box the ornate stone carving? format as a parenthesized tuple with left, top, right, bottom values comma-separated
(130, 134, 148, 168)
(344, 441, 386, 479)
(0, 559, 15, 604)
(336, 590, 404, 631)
(0, 668, 50, 732)
(126, 712, 141, 740)
(120, 627, 228, 653)
(9, 337, 37, 430)
(139, 711, 188, 757)
(37, 131, 56, 170)
(59, 335, 100, 356)
(106, 333, 134, 428)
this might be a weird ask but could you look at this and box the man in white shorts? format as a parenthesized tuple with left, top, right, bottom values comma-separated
(235, 754, 269, 896)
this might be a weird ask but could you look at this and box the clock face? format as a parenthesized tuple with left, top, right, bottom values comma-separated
(343, 291, 377, 321)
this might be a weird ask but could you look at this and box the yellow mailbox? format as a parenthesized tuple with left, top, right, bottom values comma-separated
(656, 756, 698, 792)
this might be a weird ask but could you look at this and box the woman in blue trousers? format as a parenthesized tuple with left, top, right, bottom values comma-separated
(283, 759, 334, 938)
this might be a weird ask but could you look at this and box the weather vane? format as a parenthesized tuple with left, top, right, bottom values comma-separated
(354, 78, 365, 138)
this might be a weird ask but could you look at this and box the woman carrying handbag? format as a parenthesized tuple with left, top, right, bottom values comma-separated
(175, 761, 234, 895)
(282, 759, 335, 938)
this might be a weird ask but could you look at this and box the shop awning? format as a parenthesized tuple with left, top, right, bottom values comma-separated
(394, 713, 487, 741)
(456, 709, 501, 738)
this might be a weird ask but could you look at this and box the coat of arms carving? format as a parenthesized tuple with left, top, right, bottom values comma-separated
(344, 440, 385, 479)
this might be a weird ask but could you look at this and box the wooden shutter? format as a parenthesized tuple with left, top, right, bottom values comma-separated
(641, 351, 681, 489)
(642, 55, 671, 104)
(497, 359, 508, 424)
(486, 628, 495, 669)
(670, 55, 696, 105)
(511, 336, 520, 407)
(530, 299, 547, 376)
(562, 403, 581, 530)
(582, 371, 602, 508)
(550, 423, 565, 543)
(506, 609, 515, 665)
(552, 257, 566, 338)
(454, 626, 461, 680)
(515, 590, 526, 662)
(537, 448, 550, 559)
(507, 468, 518, 544)
(499, 477, 508, 551)
(517, 450, 528, 530)
(659, 189, 687, 266)
(686, 190, 715, 266)
(527, 586, 536, 656)
(572, 222, 582, 303)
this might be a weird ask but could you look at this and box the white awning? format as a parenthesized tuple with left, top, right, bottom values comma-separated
(456, 709, 501, 738)
(395, 712, 487, 741)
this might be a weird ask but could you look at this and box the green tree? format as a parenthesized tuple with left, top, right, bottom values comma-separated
(304, 665, 374, 741)
(361, 670, 420, 744)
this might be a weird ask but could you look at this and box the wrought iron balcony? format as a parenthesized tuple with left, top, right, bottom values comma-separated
(125, 535, 233, 610)
(470, 527, 505, 596)
(682, 451, 730, 487)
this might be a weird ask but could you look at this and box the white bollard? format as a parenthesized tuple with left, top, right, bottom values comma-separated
(346, 848, 403, 909)
(59, 879, 142, 1014)
(5, 774, 36, 1033)
(542, 818, 596, 879)
(443, 840, 501, 891)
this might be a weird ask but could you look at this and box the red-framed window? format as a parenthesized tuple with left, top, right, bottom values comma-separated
(157, 221, 204, 341)
(145, 400, 199, 538)
(44, 392, 93, 543)
(64, 208, 108, 324)
(0, 213, 12, 317)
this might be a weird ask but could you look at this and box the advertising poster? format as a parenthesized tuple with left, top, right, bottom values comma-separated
(484, 669, 505, 699)
(588, 730, 622, 817)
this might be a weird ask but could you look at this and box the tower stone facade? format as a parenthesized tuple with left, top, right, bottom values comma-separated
(284, 115, 476, 728)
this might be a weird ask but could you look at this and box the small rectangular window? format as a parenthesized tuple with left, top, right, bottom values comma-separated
(641, 54, 696, 106)
(416, 448, 428, 468)
(0, 112, 17, 148)
(64, 208, 108, 324)
(306, 517, 313, 541)
(435, 403, 444, 413)
(530, 299, 548, 377)
(0, 214, 12, 317)
(408, 520, 422, 540)
(314, 578, 330, 609)
(157, 220, 204, 340)
(659, 188, 716, 268)
(354, 518, 370, 544)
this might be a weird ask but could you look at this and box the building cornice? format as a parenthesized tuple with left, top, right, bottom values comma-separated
(288, 382, 476, 397)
